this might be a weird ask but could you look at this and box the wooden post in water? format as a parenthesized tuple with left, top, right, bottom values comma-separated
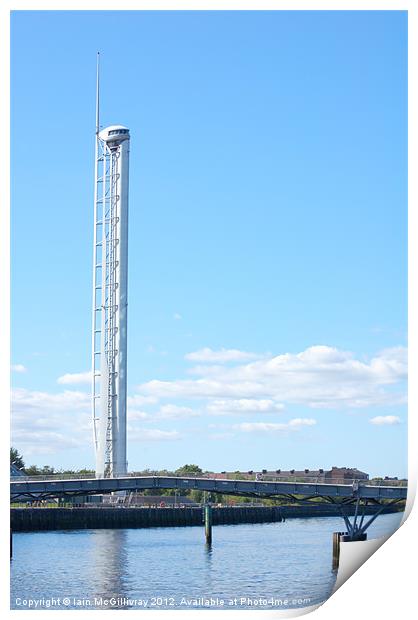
(204, 504, 212, 545)
(332, 532, 344, 571)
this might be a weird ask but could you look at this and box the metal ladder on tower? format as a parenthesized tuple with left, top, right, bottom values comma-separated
(104, 148, 120, 477)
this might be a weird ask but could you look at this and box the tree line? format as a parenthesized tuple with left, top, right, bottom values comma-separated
(10, 449, 264, 505)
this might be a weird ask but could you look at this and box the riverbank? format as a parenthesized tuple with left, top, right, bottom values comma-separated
(10, 504, 403, 532)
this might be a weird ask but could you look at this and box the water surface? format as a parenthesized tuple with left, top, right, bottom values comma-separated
(11, 512, 402, 610)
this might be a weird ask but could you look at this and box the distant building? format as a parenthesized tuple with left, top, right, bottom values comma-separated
(264, 469, 326, 480)
(324, 466, 369, 482)
(216, 466, 369, 482)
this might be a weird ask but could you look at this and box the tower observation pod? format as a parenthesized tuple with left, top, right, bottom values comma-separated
(92, 124, 130, 477)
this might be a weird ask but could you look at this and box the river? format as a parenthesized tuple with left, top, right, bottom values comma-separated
(10, 512, 403, 611)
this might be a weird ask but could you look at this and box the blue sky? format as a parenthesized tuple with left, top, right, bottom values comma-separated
(11, 10, 407, 477)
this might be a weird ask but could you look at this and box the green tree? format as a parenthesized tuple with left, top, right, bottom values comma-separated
(189, 489, 203, 503)
(10, 447, 25, 470)
(24, 465, 42, 476)
(41, 465, 55, 475)
(58, 469, 95, 475)
(175, 464, 203, 476)
(24, 464, 56, 476)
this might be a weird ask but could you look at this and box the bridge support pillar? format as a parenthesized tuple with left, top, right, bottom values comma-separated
(204, 504, 212, 545)
(337, 496, 398, 542)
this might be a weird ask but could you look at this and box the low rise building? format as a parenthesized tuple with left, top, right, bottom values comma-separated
(324, 466, 369, 482)
(216, 466, 369, 482)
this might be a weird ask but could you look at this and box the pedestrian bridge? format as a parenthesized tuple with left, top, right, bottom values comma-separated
(10, 474, 408, 504)
(10, 475, 407, 541)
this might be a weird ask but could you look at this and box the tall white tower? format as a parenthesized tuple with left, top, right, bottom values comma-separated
(92, 56, 130, 477)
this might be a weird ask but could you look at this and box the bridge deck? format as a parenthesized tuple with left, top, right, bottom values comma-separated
(10, 475, 408, 502)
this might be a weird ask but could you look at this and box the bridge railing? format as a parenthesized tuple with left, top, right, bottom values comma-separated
(12, 473, 97, 481)
(10, 472, 408, 487)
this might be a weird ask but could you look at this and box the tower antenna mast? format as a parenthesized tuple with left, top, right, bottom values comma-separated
(95, 52, 100, 135)
(92, 53, 130, 478)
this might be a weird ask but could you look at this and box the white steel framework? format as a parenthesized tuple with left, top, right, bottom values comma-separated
(91, 58, 130, 477)
(92, 125, 130, 477)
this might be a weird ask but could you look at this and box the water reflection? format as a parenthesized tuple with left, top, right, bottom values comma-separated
(89, 529, 132, 607)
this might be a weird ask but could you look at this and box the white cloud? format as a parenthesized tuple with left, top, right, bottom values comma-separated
(11, 344, 407, 458)
(57, 371, 92, 385)
(140, 345, 407, 409)
(128, 428, 182, 442)
(11, 364, 27, 373)
(129, 410, 150, 421)
(12, 387, 90, 412)
(11, 388, 91, 456)
(207, 399, 284, 415)
(158, 404, 198, 419)
(369, 416, 401, 426)
(173, 313, 182, 320)
(234, 418, 317, 433)
(128, 403, 198, 421)
(128, 394, 159, 407)
(11, 387, 183, 455)
(185, 347, 262, 363)
(287, 418, 317, 427)
(140, 378, 266, 400)
(13, 432, 83, 455)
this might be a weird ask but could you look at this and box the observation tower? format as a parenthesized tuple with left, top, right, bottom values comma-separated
(91, 55, 130, 477)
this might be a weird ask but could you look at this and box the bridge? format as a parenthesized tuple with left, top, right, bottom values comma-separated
(10, 474, 407, 541)
(10, 474, 407, 503)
